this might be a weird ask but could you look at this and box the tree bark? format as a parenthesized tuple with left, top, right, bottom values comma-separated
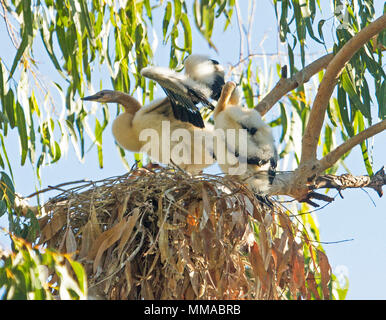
(267, 14, 386, 203)
(269, 167, 385, 204)
(301, 14, 386, 163)
(255, 54, 333, 116)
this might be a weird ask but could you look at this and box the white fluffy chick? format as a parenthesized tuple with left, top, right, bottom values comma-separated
(213, 81, 278, 201)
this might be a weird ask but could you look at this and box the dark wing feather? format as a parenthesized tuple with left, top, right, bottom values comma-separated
(162, 88, 205, 128)
(233, 151, 269, 167)
(141, 66, 215, 128)
(185, 87, 215, 110)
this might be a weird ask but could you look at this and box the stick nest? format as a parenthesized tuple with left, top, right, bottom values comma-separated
(36, 165, 332, 300)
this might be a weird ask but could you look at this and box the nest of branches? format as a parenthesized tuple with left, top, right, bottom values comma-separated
(35, 165, 332, 300)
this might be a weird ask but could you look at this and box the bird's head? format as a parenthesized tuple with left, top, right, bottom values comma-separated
(184, 54, 224, 80)
(82, 90, 142, 115)
(82, 90, 118, 103)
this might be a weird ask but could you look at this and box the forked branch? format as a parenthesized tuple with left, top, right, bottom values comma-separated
(269, 116, 385, 203)
(301, 14, 386, 163)
(319, 119, 386, 171)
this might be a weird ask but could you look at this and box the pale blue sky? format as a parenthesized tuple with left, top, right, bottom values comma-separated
(0, 0, 385, 299)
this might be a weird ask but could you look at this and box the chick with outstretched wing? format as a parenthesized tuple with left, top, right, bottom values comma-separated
(141, 54, 226, 128)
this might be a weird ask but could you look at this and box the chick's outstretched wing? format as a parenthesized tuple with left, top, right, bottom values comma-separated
(141, 66, 214, 128)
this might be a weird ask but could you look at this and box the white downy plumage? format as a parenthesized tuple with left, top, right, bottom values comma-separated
(183, 54, 225, 101)
(213, 81, 278, 198)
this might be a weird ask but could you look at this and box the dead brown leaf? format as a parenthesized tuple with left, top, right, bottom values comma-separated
(158, 226, 170, 263)
(249, 242, 269, 290)
(40, 209, 66, 242)
(78, 207, 102, 259)
(124, 261, 132, 298)
(90, 218, 128, 273)
(65, 226, 77, 254)
(117, 194, 130, 222)
(318, 249, 331, 299)
(117, 208, 140, 258)
(306, 272, 321, 300)
(199, 185, 211, 231)
(292, 242, 306, 291)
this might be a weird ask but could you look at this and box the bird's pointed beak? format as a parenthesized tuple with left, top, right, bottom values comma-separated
(82, 93, 101, 101)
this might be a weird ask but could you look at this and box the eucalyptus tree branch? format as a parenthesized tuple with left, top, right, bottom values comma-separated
(319, 119, 386, 171)
(255, 53, 333, 116)
(269, 118, 386, 203)
(301, 14, 386, 163)
(269, 167, 386, 204)
(313, 167, 386, 197)
(266, 15, 386, 205)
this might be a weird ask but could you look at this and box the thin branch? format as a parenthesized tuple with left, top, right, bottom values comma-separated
(229, 51, 327, 75)
(255, 53, 334, 116)
(246, 0, 256, 56)
(25, 179, 89, 199)
(0, 0, 20, 49)
(301, 14, 386, 163)
(319, 119, 386, 171)
(234, 0, 245, 62)
(302, 191, 335, 207)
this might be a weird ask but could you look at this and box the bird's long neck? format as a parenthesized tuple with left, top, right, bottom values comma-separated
(112, 113, 142, 152)
(114, 92, 142, 115)
(214, 81, 237, 117)
(110, 92, 143, 152)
